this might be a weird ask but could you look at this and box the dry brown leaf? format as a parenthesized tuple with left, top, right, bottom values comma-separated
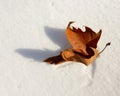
(66, 21, 101, 56)
(44, 21, 110, 66)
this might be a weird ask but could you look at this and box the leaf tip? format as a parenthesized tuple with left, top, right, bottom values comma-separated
(67, 21, 75, 28)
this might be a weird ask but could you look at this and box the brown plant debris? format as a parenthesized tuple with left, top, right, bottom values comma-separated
(44, 22, 111, 66)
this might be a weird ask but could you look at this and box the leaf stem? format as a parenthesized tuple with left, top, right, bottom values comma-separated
(99, 42, 111, 54)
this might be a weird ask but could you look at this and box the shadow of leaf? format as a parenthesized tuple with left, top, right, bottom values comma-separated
(15, 26, 71, 62)
(91, 61, 97, 78)
(16, 49, 60, 62)
(44, 26, 71, 50)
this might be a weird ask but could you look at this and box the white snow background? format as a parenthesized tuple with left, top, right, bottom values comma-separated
(0, 0, 120, 96)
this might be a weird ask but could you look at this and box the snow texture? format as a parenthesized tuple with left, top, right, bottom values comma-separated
(0, 0, 120, 96)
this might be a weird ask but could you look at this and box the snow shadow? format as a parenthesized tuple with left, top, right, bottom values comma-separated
(16, 26, 70, 62)
(91, 61, 97, 78)
(44, 26, 71, 50)
(16, 49, 59, 62)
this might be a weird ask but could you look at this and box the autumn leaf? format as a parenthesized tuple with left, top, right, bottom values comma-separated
(44, 22, 111, 66)
(66, 21, 101, 56)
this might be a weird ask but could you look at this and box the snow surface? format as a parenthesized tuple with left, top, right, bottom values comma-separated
(0, 0, 120, 96)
